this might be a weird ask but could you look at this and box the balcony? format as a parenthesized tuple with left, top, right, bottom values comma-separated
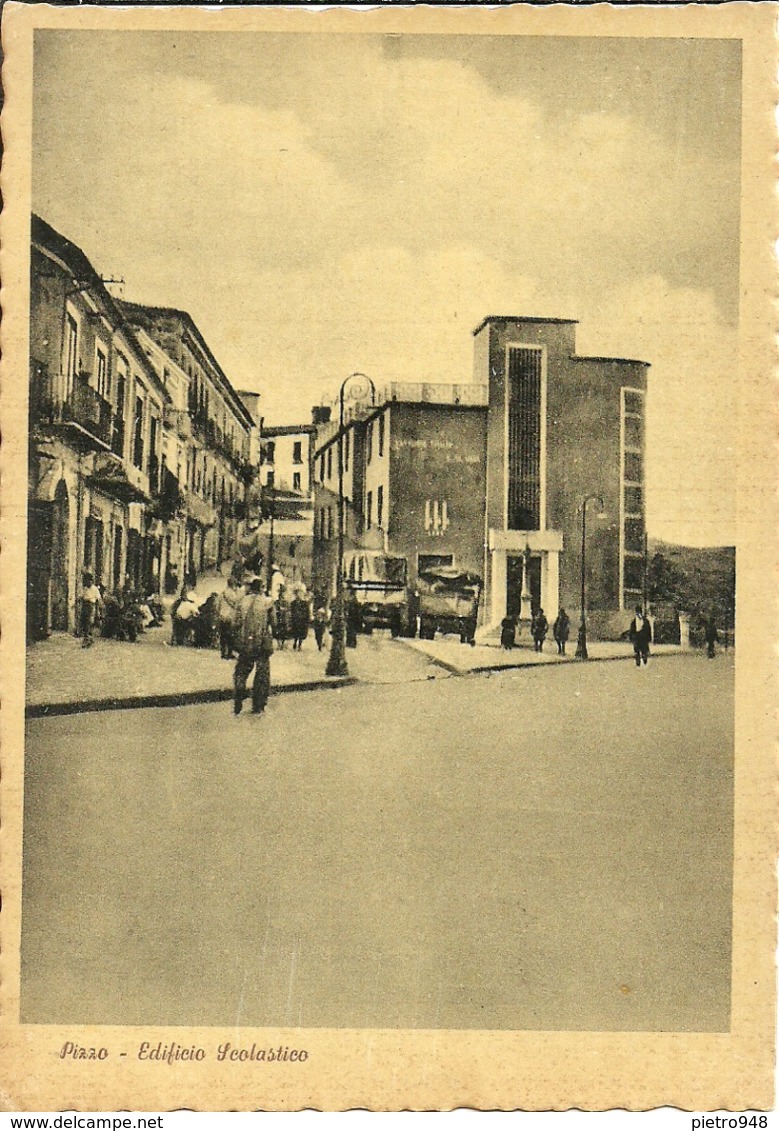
(149, 467, 184, 523)
(89, 452, 150, 503)
(31, 367, 113, 452)
(164, 405, 192, 441)
(183, 487, 217, 528)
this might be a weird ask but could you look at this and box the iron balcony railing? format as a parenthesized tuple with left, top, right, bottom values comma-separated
(30, 365, 113, 449)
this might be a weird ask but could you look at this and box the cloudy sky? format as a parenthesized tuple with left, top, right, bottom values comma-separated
(32, 30, 741, 545)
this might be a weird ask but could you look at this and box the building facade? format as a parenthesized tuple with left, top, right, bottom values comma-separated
(255, 423, 317, 592)
(119, 302, 256, 581)
(27, 215, 257, 640)
(311, 384, 488, 605)
(476, 316, 648, 636)
(28, 215, 172, 639)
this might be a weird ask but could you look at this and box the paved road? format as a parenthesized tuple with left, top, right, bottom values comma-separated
(21, 654, 733, 1032)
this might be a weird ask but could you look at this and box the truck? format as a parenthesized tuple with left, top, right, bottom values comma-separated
(342, 550, 418, 636)
(341, 552, 482, 642)
(416, 566, 482, 644)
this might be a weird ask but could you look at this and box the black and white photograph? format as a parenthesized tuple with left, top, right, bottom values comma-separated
(1, 1, 775, 1114)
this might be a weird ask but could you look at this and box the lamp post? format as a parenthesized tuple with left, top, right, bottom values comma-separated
(265, 490, 275, 596)
(326, 372, 376, 677)
(575, 494, 605, 660)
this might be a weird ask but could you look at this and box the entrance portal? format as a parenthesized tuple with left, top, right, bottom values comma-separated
(506, 553, 541, 619)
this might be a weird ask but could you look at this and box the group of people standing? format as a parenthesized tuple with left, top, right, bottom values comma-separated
(79, 571, 164, 648)
(499, 607, 571, 655)
(214, 573, 322, 661)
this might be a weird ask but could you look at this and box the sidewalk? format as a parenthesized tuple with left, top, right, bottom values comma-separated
(25, 624, 449, 717)
(25, 621, 685, 717)
(400, 636, 684, 674)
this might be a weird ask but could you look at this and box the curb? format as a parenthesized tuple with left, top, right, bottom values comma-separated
(25, 648, 693, 719)
(25, 676, 359, 719)
(404, 646, 689, 677)
(469, 649, 689, 675)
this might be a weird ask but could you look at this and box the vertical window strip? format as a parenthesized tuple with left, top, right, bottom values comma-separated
(507, 347, 542, 530)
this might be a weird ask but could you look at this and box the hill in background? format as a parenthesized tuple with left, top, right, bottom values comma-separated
(648, 540, 735, 626)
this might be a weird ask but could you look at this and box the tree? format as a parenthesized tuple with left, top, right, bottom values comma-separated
(648, 552, 688, 606)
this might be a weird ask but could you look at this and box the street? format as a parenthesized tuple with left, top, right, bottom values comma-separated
(21, 654, 733, 1033)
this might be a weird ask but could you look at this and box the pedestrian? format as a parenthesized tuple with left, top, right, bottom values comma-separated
(704, 616, 719, 659)
(313, 606, 329, 651)
(270, 564, 286, 602)
(233, 574, 276, 716)
(532, 607, 548, 653)
(273, 587, 291, 650)
(553, 608, 570, 655)
(216, 575, 243, 659)
(172, 588, 199, 646)
(500, 615, 516, 650)
(629, 605, 652, 667)
(345, 590, 361, 648)
(101, 590, 122, 639)
(120, 589, 144, 643)
(290, 588, 310, 651)
(79, 572, 103, 648)
(194, 592, 218, 648)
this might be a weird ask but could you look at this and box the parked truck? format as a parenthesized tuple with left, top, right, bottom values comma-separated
(340, 552, 482, 642)
(416, 566, 481, 644)
(342, 550, 418, 636)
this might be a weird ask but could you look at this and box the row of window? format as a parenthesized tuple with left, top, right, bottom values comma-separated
(317, 412, 387, 486)
(261, 440, 305, 465)
(312, 484, 387, 540)
(65, 312, 131, 413)
(184, 351, 245, 458)
(621, 387, 646, 607)
(187, 448, 239, 506)
(264, 471, 303, 492)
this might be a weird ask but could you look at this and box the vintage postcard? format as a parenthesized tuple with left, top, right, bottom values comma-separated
(0, 1, 775, 1113)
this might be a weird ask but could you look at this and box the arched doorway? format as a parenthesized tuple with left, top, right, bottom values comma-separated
(50, 480, 70, 631)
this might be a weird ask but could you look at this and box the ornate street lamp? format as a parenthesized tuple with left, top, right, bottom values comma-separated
(575, 494, 606, 660)
(326, 372, 376, 677)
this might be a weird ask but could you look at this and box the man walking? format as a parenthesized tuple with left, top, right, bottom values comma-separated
(553, 608, 570, 655)
(79, 572, 103, 648)
(290, 588, 310, 651)
(313, 606, 329, 651)
(629, 605, 652, 667)
(704, 616, 719, 659)
(233, 575, 276, 716)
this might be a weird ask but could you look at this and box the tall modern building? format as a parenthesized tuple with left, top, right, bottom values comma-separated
(476, 316, 649, 637)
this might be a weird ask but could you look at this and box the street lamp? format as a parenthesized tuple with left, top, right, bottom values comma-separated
(575, 494, 605, 660)
(264, 489, 275, 596)
(326, 372, 376, 677)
